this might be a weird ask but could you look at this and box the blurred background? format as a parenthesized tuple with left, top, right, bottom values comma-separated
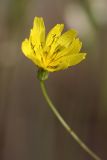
(0, 0, 107, 159)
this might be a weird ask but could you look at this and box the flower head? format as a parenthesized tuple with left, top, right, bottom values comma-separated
(22, 17, 86, 72)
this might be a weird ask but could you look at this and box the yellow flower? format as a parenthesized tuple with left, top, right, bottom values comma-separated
(22, 17, 86, 72)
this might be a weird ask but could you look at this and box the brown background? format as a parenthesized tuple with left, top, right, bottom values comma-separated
(0, 0, 107, 159)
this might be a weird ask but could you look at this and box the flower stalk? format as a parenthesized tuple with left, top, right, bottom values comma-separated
(40, 80, 101, 160)
(21, 16, 102, 160)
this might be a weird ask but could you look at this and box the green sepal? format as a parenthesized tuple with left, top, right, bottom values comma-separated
(37, 68, 49, 81)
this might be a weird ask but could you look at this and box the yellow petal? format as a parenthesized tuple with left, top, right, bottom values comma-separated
(21, 39, 42, 67)
(54, 38, 82, 60)
(55, 53, 87, 71)
(48, 29, 77, 56)
(30, 17, 45, 48)
(57, 29, 77, 48)
(45, 24, 64, 47)
(69, 38, 82, 54)
(21, 39, 34, 59)
(44, 24, 64, 59)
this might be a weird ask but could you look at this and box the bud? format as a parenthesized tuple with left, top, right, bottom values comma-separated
(37, 68, 49, 81)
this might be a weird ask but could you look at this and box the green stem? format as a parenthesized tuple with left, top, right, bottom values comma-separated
(40, 80, 102, 160)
